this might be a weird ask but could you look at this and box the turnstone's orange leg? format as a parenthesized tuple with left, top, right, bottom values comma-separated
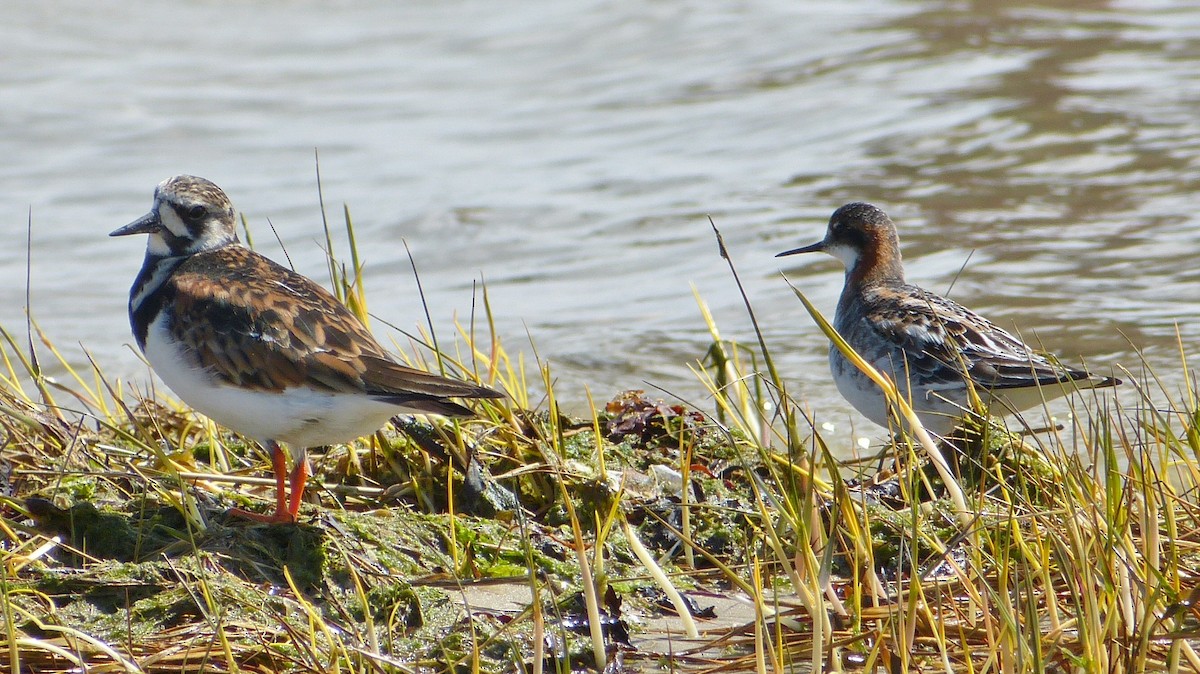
(285, 451, 310, 521)
(228, 441, 298, 524)
(269, 441, 290, 519)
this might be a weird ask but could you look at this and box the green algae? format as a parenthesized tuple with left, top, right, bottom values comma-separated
(10, 391, 774, 671)
(8, 377, 1171, 673)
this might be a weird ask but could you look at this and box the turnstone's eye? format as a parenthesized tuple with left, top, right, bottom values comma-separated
(186, 204, 206, 221)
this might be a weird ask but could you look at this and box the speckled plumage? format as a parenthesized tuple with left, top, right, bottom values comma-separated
(779, 202, 1119, 436)
(113, 175, 502, 522)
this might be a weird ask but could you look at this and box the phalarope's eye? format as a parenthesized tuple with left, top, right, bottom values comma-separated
(186, 204, 206, 221)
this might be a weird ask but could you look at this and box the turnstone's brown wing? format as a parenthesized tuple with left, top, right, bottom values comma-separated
(166, 246, 501, 415)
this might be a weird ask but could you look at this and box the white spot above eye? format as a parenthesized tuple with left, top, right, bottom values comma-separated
(857, 437, 871, 450)
(821, 421, 836, 433)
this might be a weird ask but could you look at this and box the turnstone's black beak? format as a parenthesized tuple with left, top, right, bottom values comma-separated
(110, 211, 162, 237)
(776, 240, 825, 257)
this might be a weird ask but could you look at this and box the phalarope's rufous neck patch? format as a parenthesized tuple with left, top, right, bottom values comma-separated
(777, 202, 1120, 436)
(113, 175, 504, 523)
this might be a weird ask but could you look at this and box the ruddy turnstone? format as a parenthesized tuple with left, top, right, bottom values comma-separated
(113, 175, 503, 523)
(777, 202, 1119, 436)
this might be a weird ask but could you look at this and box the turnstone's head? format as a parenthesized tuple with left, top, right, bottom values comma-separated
(111, 175, 239, 256)
(776, 202, 903, 282)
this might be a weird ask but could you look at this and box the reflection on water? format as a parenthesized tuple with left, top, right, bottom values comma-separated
(1, 0, 1197, 452)
(789, 2, 1200, 359)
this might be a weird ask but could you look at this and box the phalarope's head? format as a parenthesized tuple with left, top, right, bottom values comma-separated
(777, 202, 903, 282)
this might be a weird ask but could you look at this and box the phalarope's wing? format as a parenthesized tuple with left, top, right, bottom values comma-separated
(857, 284, 1115, 396)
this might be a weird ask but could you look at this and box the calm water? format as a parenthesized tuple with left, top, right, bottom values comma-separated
(3, 0, 1198, 451)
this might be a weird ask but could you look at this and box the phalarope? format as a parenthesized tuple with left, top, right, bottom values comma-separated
(778, 202, 1119, 436)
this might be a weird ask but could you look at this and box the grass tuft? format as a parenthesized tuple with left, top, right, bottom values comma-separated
(0, 206, 1195, 673)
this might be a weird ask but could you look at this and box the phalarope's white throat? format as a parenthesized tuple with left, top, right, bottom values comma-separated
(777, 202, 1120, 436)
(113, 175, 503, 523)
